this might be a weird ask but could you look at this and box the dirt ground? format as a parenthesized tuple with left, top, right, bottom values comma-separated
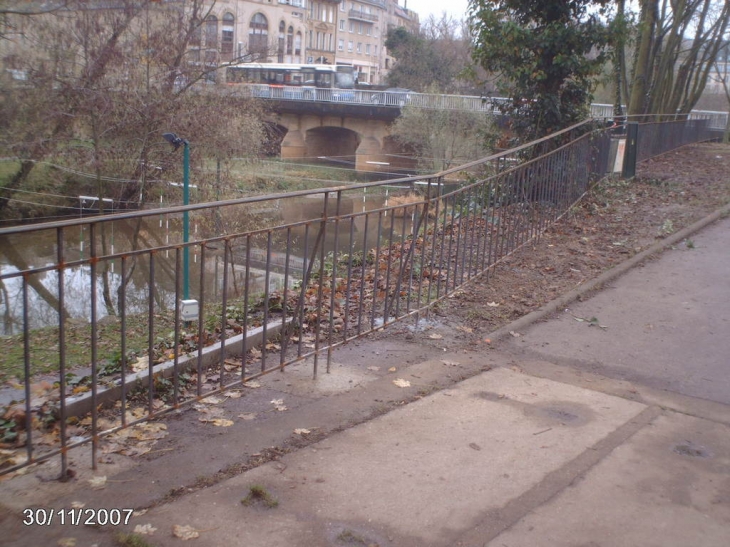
(367, 141, 730, 353)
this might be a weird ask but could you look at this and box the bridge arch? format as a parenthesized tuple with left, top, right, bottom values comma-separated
(305, 126, 359, 162)
(276, 112, 395, 172)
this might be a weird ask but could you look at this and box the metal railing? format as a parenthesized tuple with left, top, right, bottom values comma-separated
(231, 84, 730, 130)
(0, 118, 713, 477)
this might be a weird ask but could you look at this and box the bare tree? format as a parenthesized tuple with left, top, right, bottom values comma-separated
(389, 100, 498, 172)
(627, 0, 730, 117)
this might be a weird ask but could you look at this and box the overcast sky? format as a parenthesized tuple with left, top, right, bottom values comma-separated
(406, 0, 471, 23)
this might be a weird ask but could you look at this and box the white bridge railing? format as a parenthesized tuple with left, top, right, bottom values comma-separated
(230, 83, 729, 130)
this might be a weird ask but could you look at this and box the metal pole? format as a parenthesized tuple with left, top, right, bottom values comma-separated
(183, 141, 190, 300)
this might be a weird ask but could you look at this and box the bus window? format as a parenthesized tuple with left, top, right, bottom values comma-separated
(335, 71, 355, 89)
(316, 73, 332, 87)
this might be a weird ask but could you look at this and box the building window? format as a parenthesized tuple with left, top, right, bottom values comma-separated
(249, 13, 269, 60)
(358, 23, 363, 34)
(366, 25, 371, 36)
(221, 13, 234, 54)
(278, 21, 285, 62)
(339, 20, 344, 31)
(349, 21, 354, 33)
(205, 15, 218, 49)
(287, 26, 294, 55)
(295, 31, 302, 56)
(340, 2, 345, 11)
(348, 40, 353, 52)
(338, 38, 344, 51)
(356, 42, 361, 53)
(191, 18, 201, 46)
(366, 44, 370, 55)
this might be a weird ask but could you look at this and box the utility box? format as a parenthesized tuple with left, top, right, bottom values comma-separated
(180, 299, 199, 321)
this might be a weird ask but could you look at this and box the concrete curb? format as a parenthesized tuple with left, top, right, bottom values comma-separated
(65, 319, 290, 417)
(487, 202, 730, 343)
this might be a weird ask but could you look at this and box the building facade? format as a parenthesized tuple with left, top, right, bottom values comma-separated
(195, 0, 418, 85)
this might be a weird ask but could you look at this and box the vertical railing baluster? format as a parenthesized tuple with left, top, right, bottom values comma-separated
(147, 252, 155, 413)
(327, 191, 342, 372)
(120, 255, 128, 425)
(89, 223, 98, 469)
(22, 275, 32, 465)
(357, 214, 369, 336)
(281, 227, 292, 371)
(56, 227, 68, 479)
(172, 250, 181, 406)
(242, 237, 251, 382)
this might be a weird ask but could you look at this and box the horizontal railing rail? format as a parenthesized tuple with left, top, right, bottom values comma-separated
(229, 84, 729, 130)
(0, 118, 713, 477)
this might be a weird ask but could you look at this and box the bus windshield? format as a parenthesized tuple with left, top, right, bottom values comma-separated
(335, 71, 355, 89)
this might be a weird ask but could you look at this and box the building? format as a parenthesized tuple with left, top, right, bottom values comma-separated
(0, 0, 419, 87)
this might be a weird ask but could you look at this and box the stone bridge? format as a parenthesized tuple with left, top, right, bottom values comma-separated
(267, 97, 416, 173)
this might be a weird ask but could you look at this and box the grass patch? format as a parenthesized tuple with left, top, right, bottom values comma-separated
(337, 529, 376, 546)
(241, 484, 279, 508)
(113, 532, 157, 547)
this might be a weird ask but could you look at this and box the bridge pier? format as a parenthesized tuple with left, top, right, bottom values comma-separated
(355, 136, 389, 172)
(281, 129, 306, 160)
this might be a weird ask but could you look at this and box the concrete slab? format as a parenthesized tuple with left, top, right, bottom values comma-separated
(122, 367, 646, 546)
(504, 216, 730, 405)
(484, 411, 730, 547)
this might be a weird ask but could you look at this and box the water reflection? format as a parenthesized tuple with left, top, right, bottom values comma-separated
(0, 190, 418, 335)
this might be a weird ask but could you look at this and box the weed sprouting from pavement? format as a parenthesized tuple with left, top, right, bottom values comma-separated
(113, 532, 156, 547)
(241, 485, 279, 508)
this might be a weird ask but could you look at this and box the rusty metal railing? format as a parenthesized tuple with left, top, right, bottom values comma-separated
(0, 118, 710, 477)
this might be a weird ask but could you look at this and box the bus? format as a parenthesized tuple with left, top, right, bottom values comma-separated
(226, 63, 355, 90)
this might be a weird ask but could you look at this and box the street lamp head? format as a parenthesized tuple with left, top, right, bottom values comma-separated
(162, 132, 187, 151)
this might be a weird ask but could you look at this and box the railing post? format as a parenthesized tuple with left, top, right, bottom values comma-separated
(622, 122, 639, 179)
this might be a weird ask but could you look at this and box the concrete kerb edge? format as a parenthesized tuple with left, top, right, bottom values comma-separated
(64, 319, 291, 418)
(487, 202, 730, 344)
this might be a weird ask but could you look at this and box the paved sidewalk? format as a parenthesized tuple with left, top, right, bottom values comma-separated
(2, 214, 729, 547)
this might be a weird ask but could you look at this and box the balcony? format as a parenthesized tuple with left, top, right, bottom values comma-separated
(349, 9, 378, 23)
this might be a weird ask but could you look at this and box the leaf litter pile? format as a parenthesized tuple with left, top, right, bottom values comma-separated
(2, 142, 730, 474)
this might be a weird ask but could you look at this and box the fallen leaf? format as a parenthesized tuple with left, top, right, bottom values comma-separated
(238, 413, 256, 421)
(134, 524, 157, 535)
(469, 442, 482, 451)
(88, 476, 107, 489)
(270, 399, 287, 412)
(172, 524, 200, 540)
(226, 391, 242, 399)
(209, 418, 234, 427)
(388, 367, 397, 372)
(200, 396, 224, 405)
(57, 538, 76, 547)
(487, 302, 500, 307)
(393, 378, 411, 388)
(428, 333, 443, 340)
(442, 360, 460, 367)
(484, 338, 491, 344)
(70, 501, 85, 509)
(456, 325, 473, 333)
(198, 416, 233, 427)
(366, 366, 380, 371)
(244, 381, 262, 389)
(509, 331, 521, 338)
(131, 356, 149, 373)
(293, 428, 311, 435)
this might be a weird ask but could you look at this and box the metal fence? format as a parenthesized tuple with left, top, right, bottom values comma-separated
(0, 118, 713, 477)
(234, 84, 730, 131)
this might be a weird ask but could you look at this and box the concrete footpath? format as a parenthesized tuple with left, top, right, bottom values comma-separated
(2, 213, 729, 546)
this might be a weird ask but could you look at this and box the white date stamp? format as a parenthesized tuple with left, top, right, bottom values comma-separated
(22, 508, 134, 526)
